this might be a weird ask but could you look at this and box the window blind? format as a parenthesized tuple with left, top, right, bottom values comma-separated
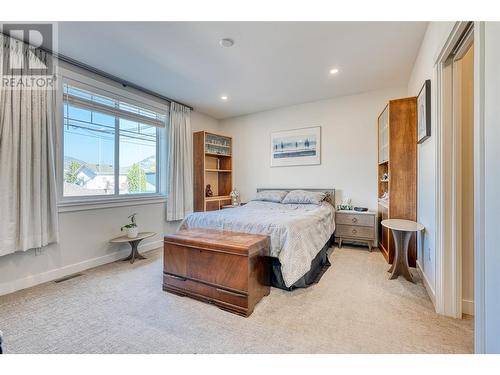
(63, 84, 167, 128)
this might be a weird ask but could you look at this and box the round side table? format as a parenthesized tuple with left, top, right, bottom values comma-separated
(381, 219, 424, 283)
(110, 232, 156, 264)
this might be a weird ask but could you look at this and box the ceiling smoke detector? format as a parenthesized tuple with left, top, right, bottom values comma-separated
(219, 38, 234, 48)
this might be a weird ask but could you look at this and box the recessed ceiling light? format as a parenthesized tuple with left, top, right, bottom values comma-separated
(219, 38, 234, 48)
(329, 68, 339, 75)
(220, 95, 228, 101)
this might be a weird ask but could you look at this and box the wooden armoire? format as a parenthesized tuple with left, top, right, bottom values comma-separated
(377, 97, 417, 266)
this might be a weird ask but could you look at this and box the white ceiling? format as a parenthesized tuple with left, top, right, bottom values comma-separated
(58, 22, 427, 119)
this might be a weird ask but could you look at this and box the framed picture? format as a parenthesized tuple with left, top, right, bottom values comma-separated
(270, 126, 321, 167)
(417, 79, 431, 144)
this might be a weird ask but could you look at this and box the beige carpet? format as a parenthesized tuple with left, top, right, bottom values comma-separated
(0, 246, 473, 353)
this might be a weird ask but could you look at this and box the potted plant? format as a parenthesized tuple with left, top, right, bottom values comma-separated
(121, 213, 139, 238)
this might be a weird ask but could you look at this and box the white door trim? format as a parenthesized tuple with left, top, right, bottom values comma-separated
(434, 22, 466, 318)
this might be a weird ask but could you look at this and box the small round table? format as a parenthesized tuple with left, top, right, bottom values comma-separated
(109, 232, 156, 264)
(381, 219, 424, 283)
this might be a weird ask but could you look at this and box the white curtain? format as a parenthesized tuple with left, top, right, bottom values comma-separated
(0, 35, 59, 256)
(166, 102, 193, 221)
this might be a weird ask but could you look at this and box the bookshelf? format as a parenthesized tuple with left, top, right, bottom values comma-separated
(193, 131, 233, 211)
(377, 97, 417, 266)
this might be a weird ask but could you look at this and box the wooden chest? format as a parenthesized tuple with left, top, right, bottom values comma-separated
(163, 228, 270, 317)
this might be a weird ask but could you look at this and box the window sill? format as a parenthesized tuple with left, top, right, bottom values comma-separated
(58, 195, 167, 213)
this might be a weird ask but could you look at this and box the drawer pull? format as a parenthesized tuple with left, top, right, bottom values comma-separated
(216, 288, 246, 298)
(352, 229, 358, 235)
(166, 274, 187, 281)
(352, 218, 358, 223)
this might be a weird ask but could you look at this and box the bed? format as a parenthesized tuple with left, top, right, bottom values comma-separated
(179, 188, 336, 290)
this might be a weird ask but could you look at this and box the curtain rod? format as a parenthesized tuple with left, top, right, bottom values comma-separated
(0, 32, 194, 111)
(53, 53, 194, 110)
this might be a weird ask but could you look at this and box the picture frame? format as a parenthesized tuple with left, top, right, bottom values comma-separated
(270, 126, 321, 167)
(417, 79, 431, 144)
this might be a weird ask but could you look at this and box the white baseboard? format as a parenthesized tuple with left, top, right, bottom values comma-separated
(462, 299, 475, 316)
(0, 240, 162, 297)
(416, 260, 436, 308)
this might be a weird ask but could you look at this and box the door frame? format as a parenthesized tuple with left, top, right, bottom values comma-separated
(434, 21, 485, 352)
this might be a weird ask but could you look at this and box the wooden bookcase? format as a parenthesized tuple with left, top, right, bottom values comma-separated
(193, 131, 233, 211)
(377, 97, 417, 266)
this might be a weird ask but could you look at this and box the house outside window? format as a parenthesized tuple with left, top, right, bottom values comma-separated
(60, 75, 167, 204)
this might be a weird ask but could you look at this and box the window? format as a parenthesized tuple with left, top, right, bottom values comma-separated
(62, 81, 167, 200)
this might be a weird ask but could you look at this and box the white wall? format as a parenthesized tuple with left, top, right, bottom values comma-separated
(407, 22, 455, 300)
(220, 87, 407, 209)
(0, 109, 220, 296)
(191, 110, 221, 134)
(482, 21, 500, 354)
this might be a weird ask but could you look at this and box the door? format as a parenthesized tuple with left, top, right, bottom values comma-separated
(453, 43, 475, 317)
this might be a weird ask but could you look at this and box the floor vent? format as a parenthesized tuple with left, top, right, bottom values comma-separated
(54, 273, 83, 283)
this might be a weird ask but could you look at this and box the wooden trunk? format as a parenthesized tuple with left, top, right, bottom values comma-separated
(163, 229, 270, 317)
(377, 97, 417, 267)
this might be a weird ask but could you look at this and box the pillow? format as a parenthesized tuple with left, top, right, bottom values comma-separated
(253, 190, 288, 203)
(282, 190, 326, 205)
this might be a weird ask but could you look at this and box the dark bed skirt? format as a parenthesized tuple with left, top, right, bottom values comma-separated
(270, 234, 334, 291)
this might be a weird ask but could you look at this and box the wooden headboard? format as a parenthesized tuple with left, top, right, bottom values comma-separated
(256, 188, 336, 205)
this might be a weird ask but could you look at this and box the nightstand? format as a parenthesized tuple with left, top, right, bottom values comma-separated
(335, 210, 377, 251)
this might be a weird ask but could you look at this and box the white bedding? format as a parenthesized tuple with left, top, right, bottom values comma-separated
(179, 200, 336, 287)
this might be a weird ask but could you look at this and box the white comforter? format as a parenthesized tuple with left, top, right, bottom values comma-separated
(179, 200, 336, 287)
